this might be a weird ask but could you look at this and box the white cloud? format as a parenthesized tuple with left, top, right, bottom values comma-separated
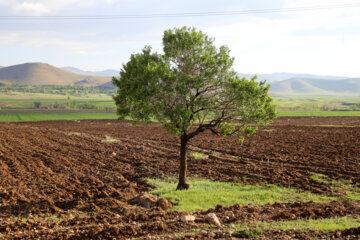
(0, 0, 82, 15)
(13, 2, 50, 14)
(0, 32, 97, 50)
(75, 50, 112, 56)
(204, 3, 360, 76)
(0, 0, 122, 14)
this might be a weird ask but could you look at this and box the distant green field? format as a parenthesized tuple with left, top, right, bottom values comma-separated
(273, 96, 360, 112)
(0, 92, 114, 109)
(1, 90, 360, 121)
(0, 113, 117, 122)
(277, 111, 360, 117)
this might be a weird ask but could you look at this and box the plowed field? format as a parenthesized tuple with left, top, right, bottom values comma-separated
(0, 117, 359, 239)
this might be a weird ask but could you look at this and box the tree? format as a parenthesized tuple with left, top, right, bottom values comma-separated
(33, 101, 41, 109)
(113, 27, 276, 190)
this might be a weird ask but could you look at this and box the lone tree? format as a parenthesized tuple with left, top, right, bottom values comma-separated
(113, 27, 276, 190)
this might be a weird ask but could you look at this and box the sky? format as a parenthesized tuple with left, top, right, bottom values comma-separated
(0, 0, 360, 77)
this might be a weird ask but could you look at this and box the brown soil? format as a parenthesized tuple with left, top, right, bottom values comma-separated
(0, 117, 359, 239)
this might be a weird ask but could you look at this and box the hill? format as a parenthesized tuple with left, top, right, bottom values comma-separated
(239, 73, 348, 83)
(62, 66, 118, 77)
(0, 63, 111, 86)
(270, 78, 360, 95)
(99, 81, 116, 88)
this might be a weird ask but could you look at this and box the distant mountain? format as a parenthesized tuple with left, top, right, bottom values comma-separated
(239, 72, 348, 83)
(270, 78, 360, 95)
(0, 63, 110, 86)
(62, 67, 118, 77)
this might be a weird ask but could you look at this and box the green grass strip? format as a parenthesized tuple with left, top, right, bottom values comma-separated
(277, 111, 360, 117)
(0, 113, 117, 122)
(235, 216, 360, 232)
(310, 173, 360, 201)
(147, 178, 338, 212)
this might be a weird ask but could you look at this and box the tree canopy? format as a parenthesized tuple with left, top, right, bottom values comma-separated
(113, 26, 277, 190)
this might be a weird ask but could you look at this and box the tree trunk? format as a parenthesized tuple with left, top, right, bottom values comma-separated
(176, 135, 190, 190)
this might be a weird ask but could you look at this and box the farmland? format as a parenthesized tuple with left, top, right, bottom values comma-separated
(0, 112, 117, 122)
(1, 88, 360, 123)
(0, 117, 359, 239)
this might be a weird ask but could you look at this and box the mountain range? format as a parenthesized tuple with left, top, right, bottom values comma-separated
(238, 73, 348, 82)
(61, 66, 118, 77)
(0, 63, 110, 86)
(0, 62, 359, 95)
(270, 78, 360, 95)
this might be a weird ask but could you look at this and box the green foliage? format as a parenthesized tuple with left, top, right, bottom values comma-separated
(147, 178, 337, 212)
(113, 26, 276, 140)
(33, 101, 41, 108)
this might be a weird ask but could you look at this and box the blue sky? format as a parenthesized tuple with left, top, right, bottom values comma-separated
(0, 0, 360, 77)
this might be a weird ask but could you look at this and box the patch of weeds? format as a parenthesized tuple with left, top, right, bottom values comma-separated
(210, 151, 221, 158)
(101, 139, 119, 143)
(262, 129, 276, 132)
(310, 173, 360, 200)
(307, 125, 358, 128)
(34, 215, 62, 222)
(310, 173, 332, 184)
(15, 214, 83, 224)
(66, 131, 81, 136)
(232, 227, 263, 238)
(289, 129, 304, 132)
(236, 216, 360, 232)
(147, 178, 338, 212)
(189, 152, 208, 160)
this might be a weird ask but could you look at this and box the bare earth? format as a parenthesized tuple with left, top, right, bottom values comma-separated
(0, 117, 359, 239)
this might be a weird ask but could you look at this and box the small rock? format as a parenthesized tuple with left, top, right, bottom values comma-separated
(180, 215, 195, 224)
(137, 193, 158, 208)
(157, 197, 172, 210)
(205, 213, 221, 226)
(198, 230, 207, 235)
(208, 232, 216, 237)
(224, 210, 235, 219)
(129, 193, 172, 210)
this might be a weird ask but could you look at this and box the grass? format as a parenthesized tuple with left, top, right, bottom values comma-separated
(234, 216, 360, 233)
(66, 131, 82, 136)
(189, 152, 207, 160)
(101, 138, 119, 143)
(262, 129, 276, 132)
(0, 112, 117, 122)
(13, 213, 86, 224)
(277, 111, 360, 117)
(273, 96, 360, 111)
(310, 173, 360, 201)
(147, 178, 338, 212)
(14, 214, 68, 223)
(307, 125, 359, 127)
(0, 92, 114, 109)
